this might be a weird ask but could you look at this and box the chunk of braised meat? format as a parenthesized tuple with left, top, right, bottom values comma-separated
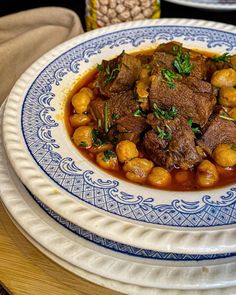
(97, 53, 142, 97)
(116, 115, 148, 144)
(149, 73, 216, 127)
(197, 111, 236, 156)
(109, 91, 139, 121)
(151, 42, 207, 79)
(89, 90, 139, 130)
(144, 114, 202, 170)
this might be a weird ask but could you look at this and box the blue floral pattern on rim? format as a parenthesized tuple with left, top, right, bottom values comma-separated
(22, 26, 236, 227)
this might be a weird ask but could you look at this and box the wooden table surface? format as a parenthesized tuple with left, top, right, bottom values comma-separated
(0, 201, 122, 295)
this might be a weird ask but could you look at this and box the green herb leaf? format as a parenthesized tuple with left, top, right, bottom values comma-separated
(104, 64, 121, 85)
(97, 63, 103, 71)
(104, 101, 110, 133)
(153, 104, 178, 120)
(133, 109, 143, 117)
(173, 48, 193, 75)
(156, 127, 172, 141)
(92, 129, 105, 147)
(79, 141, 88, 148)
(187, 117, 201, 135)
(103, 150, 116, 162)
(231, 145, 236, 151)
(112, 113, 119, 120)
(232, 66, 236, 71)
(219, 114, 235, 122)
(161, 69, 180, 89)
(212, 53, 231, 63)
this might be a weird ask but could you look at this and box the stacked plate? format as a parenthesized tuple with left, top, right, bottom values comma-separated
(163, 0, 236, 10)
(1, 18, 236, 294)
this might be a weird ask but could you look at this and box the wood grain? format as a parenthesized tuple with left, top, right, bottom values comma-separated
(0, 202, 122, 295)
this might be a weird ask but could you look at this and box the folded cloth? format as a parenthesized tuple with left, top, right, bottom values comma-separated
(0, 7, 84, 104)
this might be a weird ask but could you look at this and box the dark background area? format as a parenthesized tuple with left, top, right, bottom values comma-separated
(0, 0, 235, 29)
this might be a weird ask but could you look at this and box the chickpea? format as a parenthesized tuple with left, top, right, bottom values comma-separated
(147, 167, 172, 188)
(72, 126, 93, 148)
(229, 107, 236, 120)
(211, 68, 236, 88)
(72, 87, 94, 114)
(96, 150, 119, 171)
(70, 114, 91, 127)
(219, 86, 236, 107)
(231, 55, 236, 66)
(139, 67, 149, 80)
(136, 79, 149, 99)
(123, 158, 154, 183)
(196, 160, 219, 188)
(116, 140, 139, 163)
(213, 144, 236, 167)
(175, 170, 191, 184)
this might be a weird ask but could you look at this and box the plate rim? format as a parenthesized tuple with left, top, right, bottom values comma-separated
(3, 18, 236, 254)
(163, 0, 236, 10)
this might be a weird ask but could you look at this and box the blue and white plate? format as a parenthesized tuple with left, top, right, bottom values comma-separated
(164, 0, 236, 10)
(3, 18, 236, 254)
(2, 104, 236, 292)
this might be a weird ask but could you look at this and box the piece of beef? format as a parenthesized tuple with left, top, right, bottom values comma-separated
(89, 90, 139, 131)
(97, 53, 142, 97)
(189, 51, 207, 80)
(116, 115, 148, 143)
(149, 73, 216, 127)
(144, 114, 202, 170)
(197, 112, 236, 156)
(151, 42, 207, 79)
(109, 90, 139, 120)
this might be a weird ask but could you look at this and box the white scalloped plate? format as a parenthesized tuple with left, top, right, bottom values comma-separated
(3, 19, 236, 254)
(2, 104, 236, 293)
(9, 211, 236, 295)
(163, 0, 236, 10)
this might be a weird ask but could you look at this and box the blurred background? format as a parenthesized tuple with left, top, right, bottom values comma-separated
(0, 0, 236, 29)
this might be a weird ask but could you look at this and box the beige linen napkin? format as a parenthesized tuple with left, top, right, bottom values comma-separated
(0, 7, 84, 104)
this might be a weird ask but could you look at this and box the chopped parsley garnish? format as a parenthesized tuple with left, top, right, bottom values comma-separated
(219, 114, 235, 122)
(112, 113, 119, 120)
(153, 104, 178, 120)
(79, 141, 88, 148)
(232, 66, 236, 71)
(133, 109, 143, 117)
(104, 64, 121, 85)
(97, 63, 103, 71)
(92, 129, 105, 146)
(104, 101, 110, 133)
(156, 127, 172, 141)
(173, 48, 193, 75)
(187, 118, 201, 135)
(212, 53, 231, 63)
(103, 150, 116, 162)
(231, 146, 236, 151)
(161, 69, 180, 89)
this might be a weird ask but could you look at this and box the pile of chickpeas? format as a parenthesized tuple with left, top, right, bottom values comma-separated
(69, 63, 236, 189)
(86, 0, 160, 29)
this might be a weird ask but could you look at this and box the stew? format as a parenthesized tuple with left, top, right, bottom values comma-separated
(66, 42, 236, 191)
